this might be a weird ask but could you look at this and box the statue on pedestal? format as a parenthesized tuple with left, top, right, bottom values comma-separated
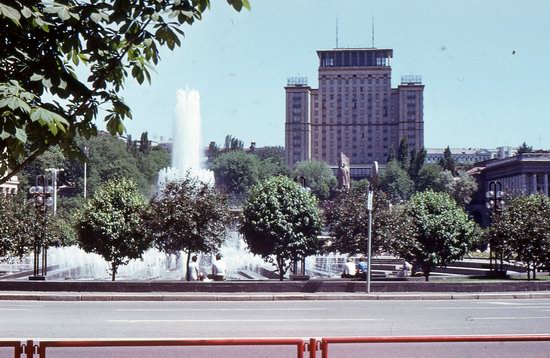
(337, 152, 351, 190)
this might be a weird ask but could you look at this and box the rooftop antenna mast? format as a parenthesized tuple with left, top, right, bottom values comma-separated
(336, 17, 339, 48)
(371, 16, 375, 48)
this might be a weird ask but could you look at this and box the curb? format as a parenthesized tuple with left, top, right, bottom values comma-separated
(1, 291, 550, 302)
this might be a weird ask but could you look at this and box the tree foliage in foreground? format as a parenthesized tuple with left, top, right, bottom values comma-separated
(240, 176, 322, 280)
(0, 194, 74, 260)
(74, 178, 150, 281)
(489, 194, 550, 280)
(146, 176, 230, 280)
(0, 195, 38, 259)
(379, 160, 415, 201)
(211, 150, 260, 201)
(389, 191, 480, 280)
(0, 0, 250, 184)
(324, 189, 395, 256)
(292, 160, 337, 200)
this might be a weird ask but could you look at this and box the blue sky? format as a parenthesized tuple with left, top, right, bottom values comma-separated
(119, 0, 550, 150)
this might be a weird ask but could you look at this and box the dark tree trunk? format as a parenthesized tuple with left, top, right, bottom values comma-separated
(111, 262, 116, 281)
(185, 251, 191, 281)
(422, 262, 431, 281)
(278, 257, 285, 281)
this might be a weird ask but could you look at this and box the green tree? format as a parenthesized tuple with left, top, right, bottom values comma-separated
(490, 194, 550, 280)
(0, 0, 250, 185)
(386, 147, 396, 163)
(292, 160, 337, 200)
(207, 141, 221, 162)
(439, 146, 456, 174)
(146, 175, 229, 280)
(134, 145, 170, 190)
(211, 150, 260, 201)
(397, 137, 409, 171)
(77, 134, 148, 197)
(253, 145, 289, 178)
(0, 195, 39, 259)
(437, 170, 478, 205)
(224, 134, 244, 151)
(379, 160, 415, 201)
(253, 146, 285, 163)
(139, 132, 151, 154)
(408, 147, 426, 181)
(240, 176, 322, 280)
(351, 178, 370, 193)
(516, 142, 533, 155)
(74, 178, 151, 281)
(415, 164, 444, 192)
(389, 191, 479, 280)
(324, 188, 395, 256)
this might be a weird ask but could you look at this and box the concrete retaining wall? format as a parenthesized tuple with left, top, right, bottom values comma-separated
(2, 279, 550, 293)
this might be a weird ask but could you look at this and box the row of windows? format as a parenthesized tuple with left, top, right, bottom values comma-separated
(320, 77, 391, 86)
(319, 51, 390, 67)
(320, 73, 390, 81)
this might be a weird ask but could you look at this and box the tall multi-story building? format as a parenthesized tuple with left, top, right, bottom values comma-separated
(285, 48, 424, 178)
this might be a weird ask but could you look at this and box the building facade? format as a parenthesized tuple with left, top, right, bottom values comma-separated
(467, 153, 550, 226)
(0, 175, 19, 195)
(285, 48, 424, 178)
(426, 146, 516, 165)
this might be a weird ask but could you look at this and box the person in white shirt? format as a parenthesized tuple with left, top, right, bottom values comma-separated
(187, 255, 200, 281)
(341, 257, 357, 278)
(211, 253, 227, 281)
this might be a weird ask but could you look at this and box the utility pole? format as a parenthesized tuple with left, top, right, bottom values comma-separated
(366, 161, 379, 293)
(46, 168, 64, 215)
(84, 146, 89, 198)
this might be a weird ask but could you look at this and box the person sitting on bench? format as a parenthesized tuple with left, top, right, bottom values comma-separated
(341, 257, 358, 278)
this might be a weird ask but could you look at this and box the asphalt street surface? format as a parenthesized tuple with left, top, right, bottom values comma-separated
(1, 298, 550, 357)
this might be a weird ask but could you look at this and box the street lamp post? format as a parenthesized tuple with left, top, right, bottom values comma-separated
(366, 161, 379, 294)
(28, 174, 54, 280)
(83, 146, 89, 199)
(292, 176, 311, 280)
(46, 168, 63, 215)
(486, 181, 505, 272)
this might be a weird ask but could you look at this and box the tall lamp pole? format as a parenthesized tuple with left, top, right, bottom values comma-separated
(46, 168, 64, 215)
(28, 174, 53, 280)
(83, 146, 89, 198)
(366, 161, 379, 293)
(293, 176, 310, 277)
(486, 181, 505, 272)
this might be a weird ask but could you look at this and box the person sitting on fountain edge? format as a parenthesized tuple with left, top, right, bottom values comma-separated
(208, 253, 226, 281)
(341, 257, 358, 278)
(356, 256, 368, 279)
(187, 255, 200, 281)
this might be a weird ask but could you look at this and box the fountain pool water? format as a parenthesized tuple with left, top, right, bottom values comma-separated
(28, 89, 272, 281)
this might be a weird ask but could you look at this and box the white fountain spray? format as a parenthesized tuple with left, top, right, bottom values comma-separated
(43, 89, 267, 280)
(158, 89, 214, 187)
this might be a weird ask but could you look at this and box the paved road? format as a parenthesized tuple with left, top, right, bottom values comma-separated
(1, 298, 550, 357)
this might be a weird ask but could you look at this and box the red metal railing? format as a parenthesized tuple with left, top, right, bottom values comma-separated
(318, 335, 550, 358)
(6, 335, 550, 357)
(36, 338, 307, 358)
(0, 340, 23, 358)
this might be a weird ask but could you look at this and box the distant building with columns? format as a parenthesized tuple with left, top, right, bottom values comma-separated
(467, 152, 550, 226)
(0, 175, 19, 195)
(426, 146, 515, 165)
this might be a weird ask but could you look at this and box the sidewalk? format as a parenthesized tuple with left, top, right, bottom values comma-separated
(2, 291, 550, 302)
